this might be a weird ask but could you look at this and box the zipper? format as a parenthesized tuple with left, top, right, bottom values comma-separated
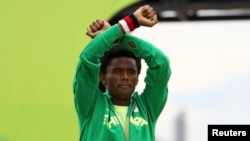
(128, 98, 136, 141)
(109, 101, 127, 141)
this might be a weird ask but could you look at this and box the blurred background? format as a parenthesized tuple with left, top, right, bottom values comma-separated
(1, 0, 250, 141)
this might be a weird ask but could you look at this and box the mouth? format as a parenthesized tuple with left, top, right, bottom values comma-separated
(118, 84, 131, 88)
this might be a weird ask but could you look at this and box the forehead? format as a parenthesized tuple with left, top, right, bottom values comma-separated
(109, 57, 137, 68)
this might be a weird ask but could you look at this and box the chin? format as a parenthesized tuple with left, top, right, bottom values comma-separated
(118, 93, 132, 99)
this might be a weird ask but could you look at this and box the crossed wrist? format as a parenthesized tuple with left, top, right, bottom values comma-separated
(119, 14, 140, 33)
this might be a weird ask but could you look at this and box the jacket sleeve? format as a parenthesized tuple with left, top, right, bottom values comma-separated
(73, 24, 124, 120)
(120, 34, 171, 121)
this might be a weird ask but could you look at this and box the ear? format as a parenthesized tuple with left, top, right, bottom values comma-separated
(99, 73, 106, 86)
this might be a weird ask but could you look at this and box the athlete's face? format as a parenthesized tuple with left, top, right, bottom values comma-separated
(100, 57, 138, 105)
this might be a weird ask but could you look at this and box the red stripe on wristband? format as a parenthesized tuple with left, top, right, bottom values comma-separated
(124, 16, 136, 31)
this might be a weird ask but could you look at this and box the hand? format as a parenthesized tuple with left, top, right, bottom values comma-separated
(133, 5, 158, 27)
(86, 19, 111, 38)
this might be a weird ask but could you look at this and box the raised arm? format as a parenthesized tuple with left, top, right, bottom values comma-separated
(120, 34, 171, 121)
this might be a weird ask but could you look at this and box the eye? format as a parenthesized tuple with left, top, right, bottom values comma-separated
(127, 69, 136, 75)
(112, 68, 123, 74)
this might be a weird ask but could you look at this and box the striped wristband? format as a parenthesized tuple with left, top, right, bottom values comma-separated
(118, 14, 140, 33)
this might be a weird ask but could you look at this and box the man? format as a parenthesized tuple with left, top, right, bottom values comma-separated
(73, 5, 171, 141)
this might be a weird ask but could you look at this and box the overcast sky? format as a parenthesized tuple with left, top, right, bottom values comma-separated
(132, 20, 250, 141)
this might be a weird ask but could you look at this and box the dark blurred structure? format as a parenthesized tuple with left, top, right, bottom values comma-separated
(109, 0, 250, 24)
(175, 111, 186, 141)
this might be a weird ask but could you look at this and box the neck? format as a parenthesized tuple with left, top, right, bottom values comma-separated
(111, 98, 130, 106)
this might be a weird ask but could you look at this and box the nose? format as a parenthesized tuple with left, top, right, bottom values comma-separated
(121, 71, 129, 80)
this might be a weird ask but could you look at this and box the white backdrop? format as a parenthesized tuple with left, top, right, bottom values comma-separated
(132, 20, 250, 141)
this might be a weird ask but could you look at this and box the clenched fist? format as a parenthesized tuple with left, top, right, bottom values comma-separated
(133, 5, 158, 27)
(86, 19, 111, 39)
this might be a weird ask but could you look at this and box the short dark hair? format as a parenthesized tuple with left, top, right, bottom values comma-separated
(99, 44, 141, 92)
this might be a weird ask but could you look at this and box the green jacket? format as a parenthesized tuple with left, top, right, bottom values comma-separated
(73, 24, 171, 141)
